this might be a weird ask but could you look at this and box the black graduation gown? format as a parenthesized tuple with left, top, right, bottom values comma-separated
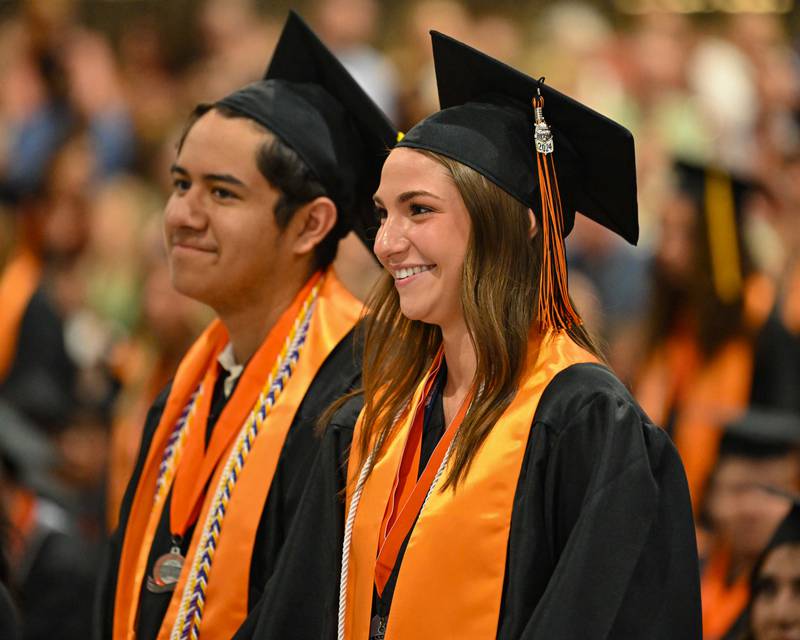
(0, 582, 20, 640)
(237, 362, 702, 640)
(94, 329, 362, 640)
(0, 285, 77, 431)
(15, 507, 97, 640)
(749, 313, 800, 414)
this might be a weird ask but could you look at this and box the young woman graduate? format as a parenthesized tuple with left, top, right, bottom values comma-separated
(237, 31, 702, 640)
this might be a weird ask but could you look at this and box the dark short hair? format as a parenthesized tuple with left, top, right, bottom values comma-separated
(176, 103, 345, 269)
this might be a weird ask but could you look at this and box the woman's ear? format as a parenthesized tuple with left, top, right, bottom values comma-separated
(291, 196, 338, 256)
(528, 209, 538, 239)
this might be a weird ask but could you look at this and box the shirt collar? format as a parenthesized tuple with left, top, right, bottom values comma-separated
(217, 343, 244, 398)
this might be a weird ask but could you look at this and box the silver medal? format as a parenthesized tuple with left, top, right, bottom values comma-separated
(369, 614, 387, 640)
(146, 546, 185, 593)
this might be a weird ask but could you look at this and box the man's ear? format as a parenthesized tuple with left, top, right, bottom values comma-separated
(290, 196, 338, 256)
(528, 209, 538, 239)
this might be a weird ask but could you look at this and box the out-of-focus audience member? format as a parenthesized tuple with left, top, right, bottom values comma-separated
(183, 0, 280, 104)
(0, 450, 21, 640)
(0, 25, 71, 202)
(0, 521, 20, 640)
(0, 399, 95, 640)
(635, 161, 783, 512)
(105, 220, 205, 530)
(313, 0, 399, 122)
(62, 30, 136, 180)
(0, 132, 93, 433)
(117, 15, 183, 164)
(568, 217, 650, 382)
(83, 177, 158, 336)
(386, 0, 472, 129)
(700, 410, 800, 640)
(741, 495, 800, 640)
(748, 152, 800, 418)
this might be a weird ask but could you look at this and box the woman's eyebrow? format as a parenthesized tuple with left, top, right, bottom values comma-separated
(397, 190, 442, 203)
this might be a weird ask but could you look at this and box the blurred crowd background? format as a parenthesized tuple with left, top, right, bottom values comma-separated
(0, 0, 799, 638)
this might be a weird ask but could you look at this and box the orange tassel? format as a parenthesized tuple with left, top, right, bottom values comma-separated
(532, 95, 581, 332)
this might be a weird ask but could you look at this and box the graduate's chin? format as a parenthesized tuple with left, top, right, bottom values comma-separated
(168, 270, 215, 306)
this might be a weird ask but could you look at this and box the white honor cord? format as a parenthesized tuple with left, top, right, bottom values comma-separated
(336, 437, 457, 640)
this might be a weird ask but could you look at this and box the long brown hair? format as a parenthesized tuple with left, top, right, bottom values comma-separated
(350, 150, 601, 489)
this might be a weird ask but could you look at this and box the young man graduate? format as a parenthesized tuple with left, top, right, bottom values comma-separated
(95, 12, 396, 640)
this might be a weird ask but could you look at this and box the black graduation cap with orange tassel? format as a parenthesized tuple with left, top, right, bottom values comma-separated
(397, 31, 639, 331)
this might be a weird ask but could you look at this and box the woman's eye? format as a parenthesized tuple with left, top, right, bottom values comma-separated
(173, 178, 190, 193)
(410, 203, 432, 215)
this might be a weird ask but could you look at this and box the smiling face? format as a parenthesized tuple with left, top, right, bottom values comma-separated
(164, 109, 292, 313)
(373, 147, 472, 331)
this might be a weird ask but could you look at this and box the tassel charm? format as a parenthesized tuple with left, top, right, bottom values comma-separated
(532, 91, 581, 332)
(534, 102, 554, 155)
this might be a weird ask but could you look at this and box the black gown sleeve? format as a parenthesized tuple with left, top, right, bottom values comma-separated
(499, 363, 702, 640)
(232, 394, 362, 640)
(92, 383, 172, 640)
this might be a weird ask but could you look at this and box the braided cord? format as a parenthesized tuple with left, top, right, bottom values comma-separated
(155, 385, 204, 504)
(170, 283, 320, 640)
(337, 434, 456, 640)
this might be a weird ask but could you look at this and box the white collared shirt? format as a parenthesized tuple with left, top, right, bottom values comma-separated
(217, 343, 244, 398)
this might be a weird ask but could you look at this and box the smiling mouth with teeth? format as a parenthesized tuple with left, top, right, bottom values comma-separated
(394, 265, 435, 280)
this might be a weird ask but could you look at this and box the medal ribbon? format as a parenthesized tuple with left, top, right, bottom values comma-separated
(167, 368, 218, 539)
(374, 350, 471, 596)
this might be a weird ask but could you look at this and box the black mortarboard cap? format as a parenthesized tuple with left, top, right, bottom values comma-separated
(766, 498, 800, 548)
(397, 31, 639, 244)
(672, 159, 758, 303)
(215, 11, 397, 247)
(719, 408, 800, 460)
(673, 160, 756, 216)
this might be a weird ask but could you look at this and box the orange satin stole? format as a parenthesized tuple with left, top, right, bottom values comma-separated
(113, 270, 361, 640)
(701, 544, 749, 640)
(781, 260, 800, 335)
(343, 332, 596, 640)
(0, 249, 42, 382)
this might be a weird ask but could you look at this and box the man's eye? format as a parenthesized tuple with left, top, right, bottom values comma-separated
(374, 206, 387, 223)
(173, 178, 190, 192)
(212, 187, 236, 200)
